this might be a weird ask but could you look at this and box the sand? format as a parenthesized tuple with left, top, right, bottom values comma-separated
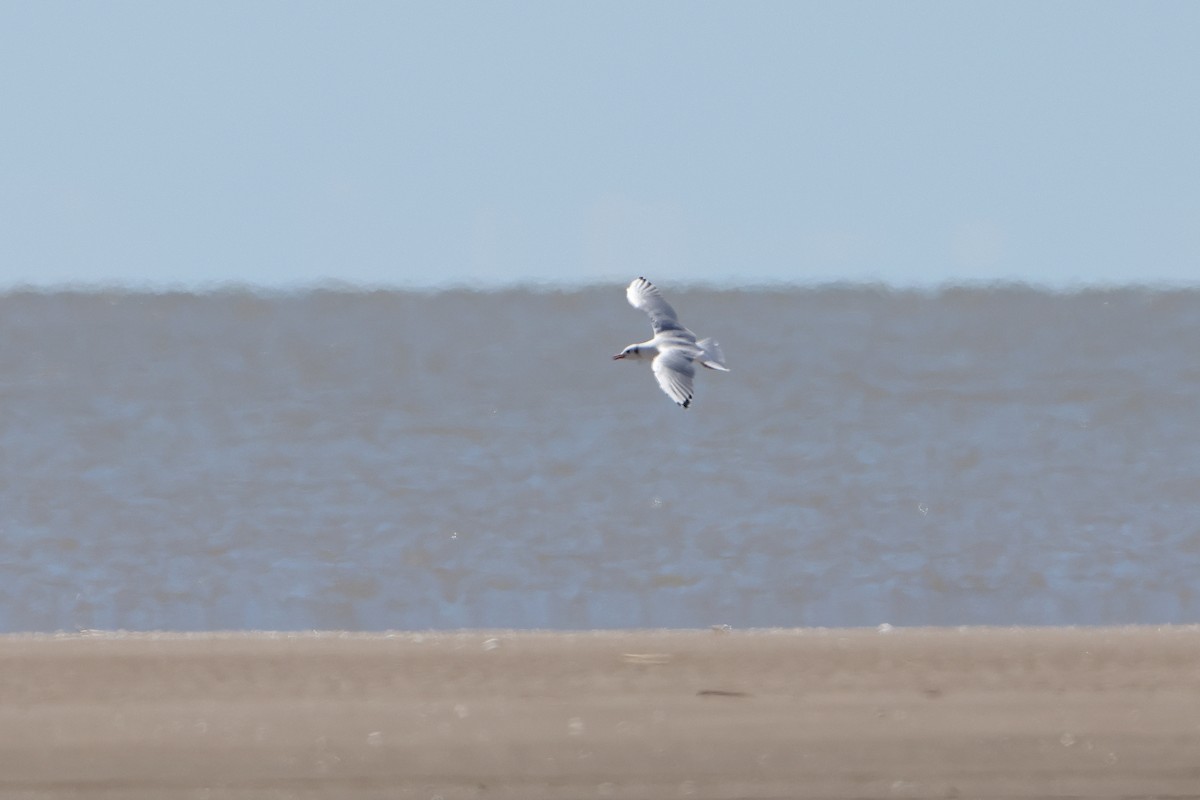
(1, 626, 1198, 799)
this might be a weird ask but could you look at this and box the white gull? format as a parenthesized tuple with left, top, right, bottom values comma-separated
(612, 277, 729, 409)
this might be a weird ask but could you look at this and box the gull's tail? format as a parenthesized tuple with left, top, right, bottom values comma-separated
(697, 338, 730, 371)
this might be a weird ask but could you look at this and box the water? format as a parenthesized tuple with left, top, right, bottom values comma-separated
(1, 286, 1198, 632)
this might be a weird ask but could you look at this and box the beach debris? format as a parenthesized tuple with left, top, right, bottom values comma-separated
(621, 652, 672, 665)
(697, 689, 750, 698)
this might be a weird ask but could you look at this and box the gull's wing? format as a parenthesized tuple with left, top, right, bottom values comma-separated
(651, 348, 696, 409)
(627, 277, 687, 335)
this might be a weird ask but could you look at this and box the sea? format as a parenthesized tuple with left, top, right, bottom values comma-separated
(1, 285, 1198, 632)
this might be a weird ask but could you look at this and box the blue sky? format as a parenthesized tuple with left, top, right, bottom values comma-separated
(2, 2, 1197, 288)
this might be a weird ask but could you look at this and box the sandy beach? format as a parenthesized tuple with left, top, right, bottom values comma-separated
(1, 626, 1198, 799)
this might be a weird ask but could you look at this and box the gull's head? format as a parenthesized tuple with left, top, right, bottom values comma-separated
(612, 344, 642, 361)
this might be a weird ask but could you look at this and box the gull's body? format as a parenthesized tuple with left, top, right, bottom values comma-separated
(612, 277, 729, 409)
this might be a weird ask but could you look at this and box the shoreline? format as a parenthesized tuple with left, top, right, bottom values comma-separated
(3, 625, 1199, 798)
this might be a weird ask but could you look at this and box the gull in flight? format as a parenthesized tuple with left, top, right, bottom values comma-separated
(612, 277, 729, 409)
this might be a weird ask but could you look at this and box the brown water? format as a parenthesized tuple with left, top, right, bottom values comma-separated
(2, 286, 1198, 631)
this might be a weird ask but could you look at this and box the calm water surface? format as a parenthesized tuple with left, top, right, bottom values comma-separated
(1, 286, 1198, 631)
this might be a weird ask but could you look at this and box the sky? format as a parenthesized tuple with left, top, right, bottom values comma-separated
(1, 1, 1197, 289)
